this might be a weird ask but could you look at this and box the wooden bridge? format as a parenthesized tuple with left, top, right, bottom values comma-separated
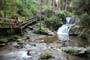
(19, 13, 46, 29)
(0, 12, 47, 30)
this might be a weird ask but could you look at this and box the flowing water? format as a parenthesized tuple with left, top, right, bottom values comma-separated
(40, 36, 89, 60)
(0, 18, 89, 60)
(0, 33, 89, 60)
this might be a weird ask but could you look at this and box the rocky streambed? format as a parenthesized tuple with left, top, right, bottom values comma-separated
(0, 42, 67, 60)
(0, 32, 90, 60)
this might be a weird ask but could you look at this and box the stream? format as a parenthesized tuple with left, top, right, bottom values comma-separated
(0, 34, 89, 60)
(0, 17, 89, 60)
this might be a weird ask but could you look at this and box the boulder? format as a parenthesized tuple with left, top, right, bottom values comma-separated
(61, 47, 87, 55)
(45, 28, 55, 36)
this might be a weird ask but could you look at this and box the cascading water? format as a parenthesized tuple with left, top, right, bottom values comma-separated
(57, 17, 73, 41)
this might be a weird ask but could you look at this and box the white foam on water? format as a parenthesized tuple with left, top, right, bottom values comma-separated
(57, 17, 73, 41)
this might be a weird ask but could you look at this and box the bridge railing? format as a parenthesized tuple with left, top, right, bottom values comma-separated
(0, 18, 22, 28)
(20, 13, 47, 29)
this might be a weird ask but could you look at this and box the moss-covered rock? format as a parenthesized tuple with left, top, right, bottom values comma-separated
(0, 39, 8, 47)
(38, 51, 53, 60)
(61, 47, 87, 55)
(0, 39, 8, 43)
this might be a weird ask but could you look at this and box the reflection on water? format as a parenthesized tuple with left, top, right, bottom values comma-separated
(39, 36, 89, 47)
(69, 36, 89, 47)
(66, 54, 87, 60)
(39, 36, 58, 43)
(57, 35, 69, 41)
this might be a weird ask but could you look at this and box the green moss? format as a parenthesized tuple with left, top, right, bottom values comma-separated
(0, 43, 6, 47)
(64, 49, 80, 55)
(8, 36, 19, 42)
(38, 51, 53, 60)
(0, 39, 8, 43)
(62, 47, 83, 55)
(0, 39, 7, 47)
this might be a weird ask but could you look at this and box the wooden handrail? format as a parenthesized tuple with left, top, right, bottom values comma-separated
(0, 18, 13, 21)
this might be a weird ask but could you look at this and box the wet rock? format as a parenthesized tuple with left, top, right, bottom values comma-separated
(7, 42, 21, 48)
(0, 42, 68, 60)
(0, 44, 6, 47)
(45, 31, 54, 36)
(6, 51, 32, 59)
(34, 28, 55, 36)
(0, 39, 7, 47)
(49, 43, 61, 48)
(17, 39, 24, 45)
(69, 33, 78, 36)
(41, 40, 44, 42)
(8, 36, 19, 42)
(61, 47, 87, 55)
(45, 28, 55, 36)
(27, 50, 31, 56)
(30, 43, 36, 46)
(0, 39, 7, 43)
(0, 55, 4, 58)
(28, 26, 34, 30)
(86, 47, 90, 53)
(23, 36, 30, 40)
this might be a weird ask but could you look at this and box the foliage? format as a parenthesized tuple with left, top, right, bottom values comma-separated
(44, 9, 55, 17)
(0, 0, 17, 18)
(45, 15, 63, 30)
(16, 0, 40, 18)
(0, 0, 40, 18)
(79, 14, 90, 29)
(71, 0, 90, 15)
(44, 10, 74, 30)
(38, 51, 53, 60)
(35, 22, 46, 33)
(71, 0, 90, 40)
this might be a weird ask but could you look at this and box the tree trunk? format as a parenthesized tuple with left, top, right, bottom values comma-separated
(65, 0, 68, 10)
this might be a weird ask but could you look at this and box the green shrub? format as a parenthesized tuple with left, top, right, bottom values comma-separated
(35, 22, 46, 33)
(45, 15, 63, 30)
(78, 14, 90, 41)
(45, 9, 55, 17)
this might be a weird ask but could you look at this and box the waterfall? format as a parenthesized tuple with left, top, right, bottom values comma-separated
(57, 24, 71, 35)
(57, 17, 73, 41)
